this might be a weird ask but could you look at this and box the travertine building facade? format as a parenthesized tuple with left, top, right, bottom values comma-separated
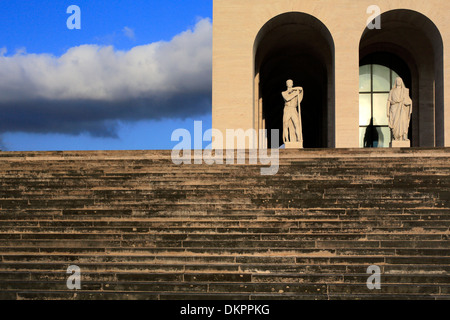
(212, 0, 449, 149)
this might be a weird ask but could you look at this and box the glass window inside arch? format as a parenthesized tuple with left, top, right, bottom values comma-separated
(359, 64, 395, 148)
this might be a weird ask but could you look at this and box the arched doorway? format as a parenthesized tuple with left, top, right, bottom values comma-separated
(254, 12, 335, 148)
(360, 9, 444, 147)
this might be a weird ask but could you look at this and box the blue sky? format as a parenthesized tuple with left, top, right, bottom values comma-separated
(0, 0, 212, 151)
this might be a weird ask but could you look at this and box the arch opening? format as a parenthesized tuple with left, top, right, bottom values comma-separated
(254, 12, 335, 148)
(360, 9, 444, 147)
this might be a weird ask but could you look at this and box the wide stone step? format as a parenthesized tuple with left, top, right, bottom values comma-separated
(1, 167, 448, 178)
(1, 239, 450, 249)
(2, 261, 449, 275)
(17, 234, 448, 244)
(2, 291, 447, 300)
(0, 173, 447, 183)
(1, 279, 449, 298)
(1, 226, 447, 234)
(0, 232, 447, 243)
(2, 252, 450, 264)
(1, 245, 449, 256)
(2, 212, 449, 222)
(1, 168, 447, 176)
(1, 188, 442, 198)
(1, 272, 449, 286)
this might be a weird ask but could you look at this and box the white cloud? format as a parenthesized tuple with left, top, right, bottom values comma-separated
(122, 26, 136, 40)
(0, 18, 212, 102)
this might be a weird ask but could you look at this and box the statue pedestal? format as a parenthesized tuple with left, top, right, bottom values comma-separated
(390, 140, 411, 148)
(285, 141, 303, 149)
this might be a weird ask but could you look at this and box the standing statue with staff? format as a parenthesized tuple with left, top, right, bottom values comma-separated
(282, 79, 303, 147)
(387, 77, 412, 146)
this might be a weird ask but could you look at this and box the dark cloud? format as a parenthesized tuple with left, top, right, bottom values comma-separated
(0, 92, 211, 137)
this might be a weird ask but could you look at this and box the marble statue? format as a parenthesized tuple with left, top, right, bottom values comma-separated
(387, 77, 412, 142)
(282, 80, 303, 148)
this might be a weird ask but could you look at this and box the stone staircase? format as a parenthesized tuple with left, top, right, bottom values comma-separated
(0, 148, 449, 300)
